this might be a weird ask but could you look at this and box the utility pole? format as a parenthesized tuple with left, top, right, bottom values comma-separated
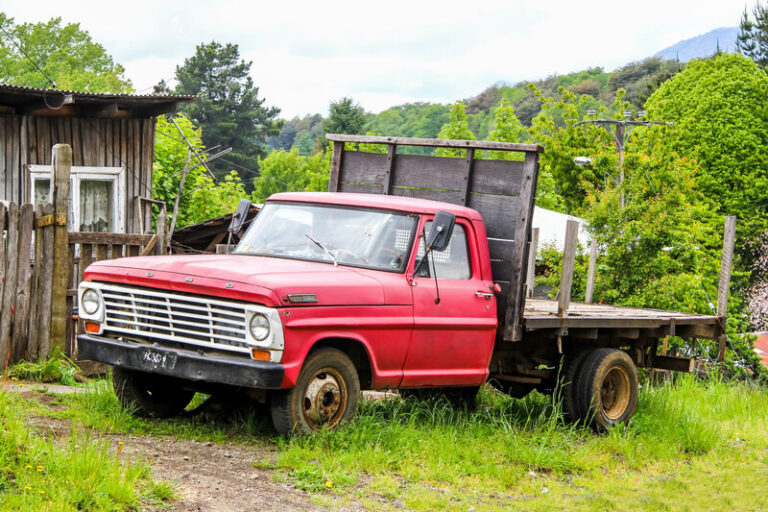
(166, 119, 232, 243)
(575, 109, 672, 208)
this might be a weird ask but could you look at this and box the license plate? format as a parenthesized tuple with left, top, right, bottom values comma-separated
(139, 348, 178, 370)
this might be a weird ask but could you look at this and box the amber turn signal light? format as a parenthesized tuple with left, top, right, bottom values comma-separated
(84, 322, 101, 333)
(251, 349, 271, 361)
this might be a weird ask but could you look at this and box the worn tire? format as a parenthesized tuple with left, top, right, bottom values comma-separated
(112, 367, 195, 418)
(574, 348, 638, 431)
(561, 350, 590, 421)
(270, 348, 360, 435)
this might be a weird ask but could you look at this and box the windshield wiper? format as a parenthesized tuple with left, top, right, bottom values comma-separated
(305, 233, 338, 267)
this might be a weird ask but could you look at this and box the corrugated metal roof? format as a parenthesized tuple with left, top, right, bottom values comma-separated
(0, 83, 195, 118)
(0, 83, 195, 101)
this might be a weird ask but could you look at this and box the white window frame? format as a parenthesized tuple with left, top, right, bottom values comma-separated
(29, 165, 126, 233)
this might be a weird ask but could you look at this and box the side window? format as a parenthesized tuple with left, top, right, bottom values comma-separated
(415, 222, 471, 280)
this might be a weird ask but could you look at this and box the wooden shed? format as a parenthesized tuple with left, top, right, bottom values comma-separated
(0, 84, 193, 234)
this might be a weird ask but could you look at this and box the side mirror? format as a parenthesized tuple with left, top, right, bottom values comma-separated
(228, 199, 252, 234)
(426, 211, 455, 252)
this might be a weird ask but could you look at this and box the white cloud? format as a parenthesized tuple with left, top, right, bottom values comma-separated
(0, 0, 750, 117)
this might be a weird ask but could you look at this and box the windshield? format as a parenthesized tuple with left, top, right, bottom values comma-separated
(235, 203, 418, 272)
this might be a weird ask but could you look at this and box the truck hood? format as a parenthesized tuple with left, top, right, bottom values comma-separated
(84, 254, 389, 307)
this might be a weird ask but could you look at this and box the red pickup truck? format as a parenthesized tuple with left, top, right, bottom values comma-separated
(77, 135, 726, 434)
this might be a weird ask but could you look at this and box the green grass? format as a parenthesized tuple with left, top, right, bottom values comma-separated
(5, 347, 82, 386)
(31, 375, 768, 511)
(48, 379, 273, 444)
(0, 391, 173, 511)
(272, 376, 768, 511)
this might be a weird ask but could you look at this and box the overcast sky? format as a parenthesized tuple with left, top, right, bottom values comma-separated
(0, 0, 751, 118)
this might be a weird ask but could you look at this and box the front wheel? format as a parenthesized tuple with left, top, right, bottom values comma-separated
(270, 348, 360, 435)
(574, 348, 638, 431)
(112, 367, 195, 418)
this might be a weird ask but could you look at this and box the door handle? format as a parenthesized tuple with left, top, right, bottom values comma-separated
(474, 291, 493, 300)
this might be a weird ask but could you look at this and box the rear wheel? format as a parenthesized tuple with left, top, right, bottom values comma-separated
(574, 348, 638, 431)
(560, 350, 590, 421)
(270, 348, 360, 435)
(112, 367, 195, 418)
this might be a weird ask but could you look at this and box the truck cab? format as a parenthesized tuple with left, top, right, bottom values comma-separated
(78, 192, 498, 433)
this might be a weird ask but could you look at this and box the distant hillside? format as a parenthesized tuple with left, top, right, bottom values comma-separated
(654, 27, 738, 62)
(272, 27, 752, 153)
(269, 57, 684, 154)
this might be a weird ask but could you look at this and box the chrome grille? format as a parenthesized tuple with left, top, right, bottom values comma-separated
(100, 284, 251, 354)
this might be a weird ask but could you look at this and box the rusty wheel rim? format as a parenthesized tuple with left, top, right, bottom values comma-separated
(600, 365, 631, 420)
(302, 367, 348, 430)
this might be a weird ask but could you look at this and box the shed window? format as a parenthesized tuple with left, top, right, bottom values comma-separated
(29, 166, 125, 233)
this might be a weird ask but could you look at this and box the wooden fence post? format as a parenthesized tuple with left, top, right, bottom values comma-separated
(525, 228, 539, 299)
(0, 202, 19, 368)
(28, 204, 43, 359)
(558, 220, 580, 318)
(50, 144, 71, 353)
(717, 216, 736, 362)
(156, 208, 168, 255)
(0, 203, 6, 325)
(38, 203, 55, 358)
(585, 239, 598, 304)
(11, 203, 33, 363)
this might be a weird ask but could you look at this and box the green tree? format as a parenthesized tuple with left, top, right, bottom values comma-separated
(153, 114, 246, 227)
(486, 97, 525, 158)
(0, 14, 131, 92)
(737, 2, 768, 67)
(172, 41, 282, 181)
(540, 146, 760, 375)
(251, 149, 330, 203)
(528, 85, 619, 214)
(644, 53, 768, 249)
(323, 97, 366, 135)
(293, 131, 315, 156)
(435, 101, 476, 158)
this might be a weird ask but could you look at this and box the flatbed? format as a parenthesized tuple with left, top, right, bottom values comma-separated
(523, 299, 721, 335)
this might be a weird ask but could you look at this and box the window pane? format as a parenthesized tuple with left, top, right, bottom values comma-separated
(416, 223, 471, 280)
(33, 178, 51, 207)
(80, 180, 113, 232)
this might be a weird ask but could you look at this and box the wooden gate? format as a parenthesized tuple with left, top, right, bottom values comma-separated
(0, 144, 166, 366)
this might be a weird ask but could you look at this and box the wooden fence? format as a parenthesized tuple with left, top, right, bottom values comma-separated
(0, 144, 166, 366)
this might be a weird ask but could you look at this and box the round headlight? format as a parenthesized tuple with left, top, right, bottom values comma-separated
(81, 289, 101, 315)
(249, 313, 270, 341)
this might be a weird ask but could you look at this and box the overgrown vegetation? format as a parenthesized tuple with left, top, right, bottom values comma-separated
(0, 391, 173, 510)
(30, 375, 768, 511)
(5, 347, 81, 386)
(152, 114, 248, 228)
(271, 378, 768, 510)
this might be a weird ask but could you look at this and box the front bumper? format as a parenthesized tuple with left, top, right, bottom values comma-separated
(77, 334, 285, 389)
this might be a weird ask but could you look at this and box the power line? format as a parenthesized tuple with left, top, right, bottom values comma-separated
(0, 23, 57, 89)
(154, 129, 303, 190)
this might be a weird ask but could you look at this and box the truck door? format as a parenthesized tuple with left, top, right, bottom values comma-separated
(400, 217, 497, 387)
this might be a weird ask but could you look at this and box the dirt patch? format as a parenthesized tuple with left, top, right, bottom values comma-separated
(118, 434, 317, 512)
(16, 388, 367, 512)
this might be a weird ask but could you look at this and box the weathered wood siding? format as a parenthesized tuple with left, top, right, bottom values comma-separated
(0, 115, 155, 233)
